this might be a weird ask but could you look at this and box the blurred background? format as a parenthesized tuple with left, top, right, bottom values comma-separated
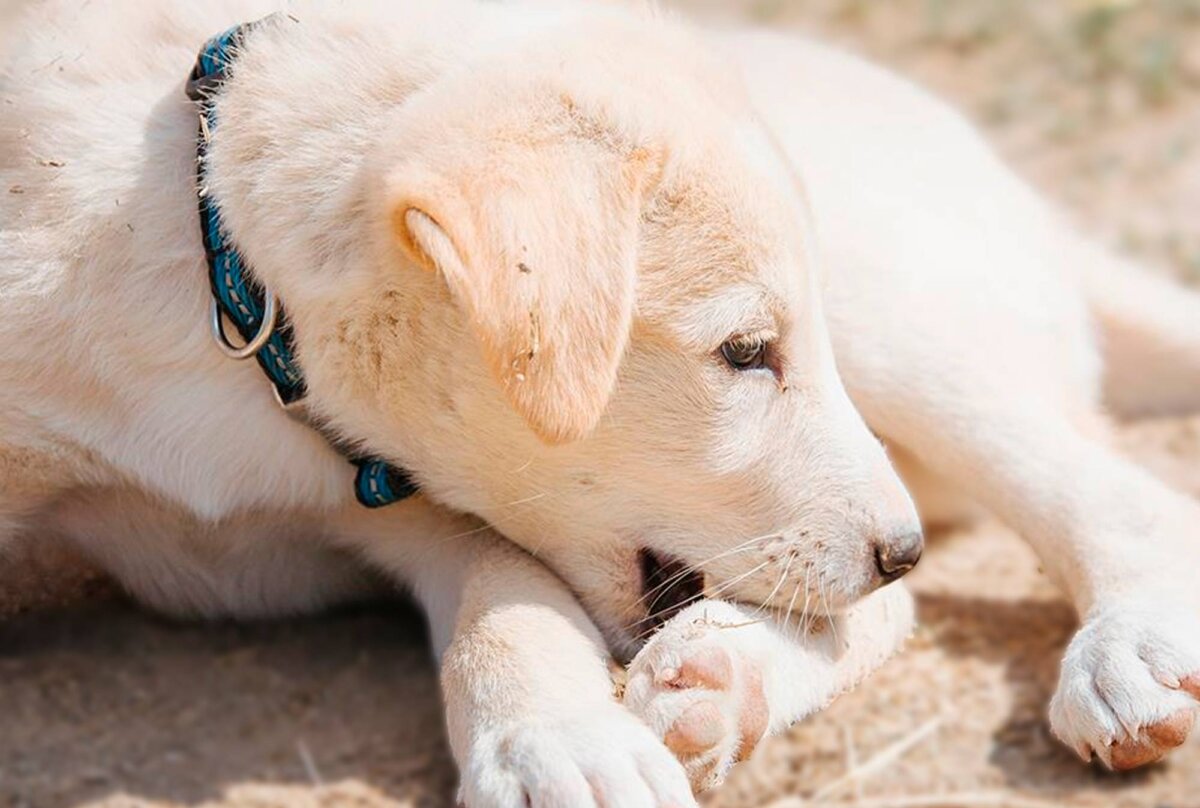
(2, 1, 1199, 807)
(688, 0, 1200, 286)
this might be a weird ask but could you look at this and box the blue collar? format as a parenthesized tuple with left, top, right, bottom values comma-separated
(187, 20, 418, 508)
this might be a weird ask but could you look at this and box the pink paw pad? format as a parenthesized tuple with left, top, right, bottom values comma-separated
(1109, 709, 1195, 771)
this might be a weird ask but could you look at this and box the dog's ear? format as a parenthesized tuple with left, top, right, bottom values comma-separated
(389, 113, 661, 445)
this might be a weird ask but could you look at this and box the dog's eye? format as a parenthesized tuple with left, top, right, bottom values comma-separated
(719, 335, 768, 371)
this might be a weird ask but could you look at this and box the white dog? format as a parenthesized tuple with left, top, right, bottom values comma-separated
(2, 1, 1198, 805)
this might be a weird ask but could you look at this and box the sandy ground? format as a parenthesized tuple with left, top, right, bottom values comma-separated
(3, 2, 1200, 807)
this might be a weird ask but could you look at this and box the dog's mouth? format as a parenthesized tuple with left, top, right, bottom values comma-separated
(638, 548, 705, 630)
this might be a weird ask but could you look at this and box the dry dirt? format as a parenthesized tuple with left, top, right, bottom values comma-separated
(3, 2, 1200, 807)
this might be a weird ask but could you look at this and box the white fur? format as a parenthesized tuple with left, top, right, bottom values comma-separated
(624, 586, 914, 789)
(731, 29, 1200, 769)
(2, 1, 1199, 805)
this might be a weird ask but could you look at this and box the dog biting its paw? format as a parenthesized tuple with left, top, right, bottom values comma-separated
(624, 586, 915, 791)
(623, 606, 770, 790)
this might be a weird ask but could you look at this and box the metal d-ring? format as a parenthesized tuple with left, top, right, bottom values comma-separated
(210, 291, 279, 360)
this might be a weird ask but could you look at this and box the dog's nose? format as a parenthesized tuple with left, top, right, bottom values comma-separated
(874, 530, 923, 582)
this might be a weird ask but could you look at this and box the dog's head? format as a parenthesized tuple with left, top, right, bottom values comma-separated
(290, 8, 921, 653)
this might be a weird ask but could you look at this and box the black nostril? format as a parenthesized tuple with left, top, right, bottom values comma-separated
(874, 530, 924, 582)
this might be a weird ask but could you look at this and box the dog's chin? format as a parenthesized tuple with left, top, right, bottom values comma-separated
(637, 548, 705, 631)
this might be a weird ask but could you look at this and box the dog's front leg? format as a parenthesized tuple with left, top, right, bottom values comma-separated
(623, 583, 915, 790)
(335, 503, 696, 808)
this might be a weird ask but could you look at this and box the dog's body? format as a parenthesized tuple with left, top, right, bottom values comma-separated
(3, 1, 1200, 804)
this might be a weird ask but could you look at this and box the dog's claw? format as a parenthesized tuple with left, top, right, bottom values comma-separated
(1049, 603, 1200, 770)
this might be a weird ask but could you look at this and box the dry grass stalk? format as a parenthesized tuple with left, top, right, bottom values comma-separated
(802, 716, 943, 802)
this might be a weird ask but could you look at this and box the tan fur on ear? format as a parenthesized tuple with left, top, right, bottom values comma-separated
(390, 115, 661, 445)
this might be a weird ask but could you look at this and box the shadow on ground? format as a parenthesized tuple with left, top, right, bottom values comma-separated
(918, 592, 1157, 793)
(5, 458, 1200, 808)
(0, 597, 457, 807)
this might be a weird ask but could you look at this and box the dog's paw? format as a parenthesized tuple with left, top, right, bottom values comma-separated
(1049, 601, 1200, 770)
(623, 600, 771, 791)
(456, 702, 697, 808)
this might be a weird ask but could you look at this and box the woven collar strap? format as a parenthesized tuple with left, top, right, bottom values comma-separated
(187, 20, 418, 508)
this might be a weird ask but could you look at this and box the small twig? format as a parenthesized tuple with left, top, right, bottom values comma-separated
(295, 738, 324, 788)
(808, 716, 943, 801)
(840, 723, 863, 800)
(31, 53, 63, 74)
